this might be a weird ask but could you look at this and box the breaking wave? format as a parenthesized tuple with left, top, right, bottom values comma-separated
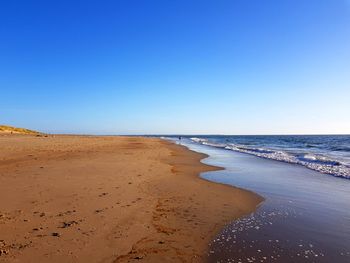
(190, 137, 350, 179)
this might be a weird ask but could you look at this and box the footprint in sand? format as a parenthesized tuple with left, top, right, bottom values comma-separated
(59, 221, 78, 228)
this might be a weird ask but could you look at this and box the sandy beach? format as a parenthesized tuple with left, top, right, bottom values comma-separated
(0, 135, 262, 263)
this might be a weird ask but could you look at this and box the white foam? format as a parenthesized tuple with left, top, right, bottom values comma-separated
(191, 139, 350, 179)
(190, 137, 208, 143)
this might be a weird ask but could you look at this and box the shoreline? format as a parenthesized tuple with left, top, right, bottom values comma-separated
(184, 137, 350, 262)
(0, 135, 263, 262)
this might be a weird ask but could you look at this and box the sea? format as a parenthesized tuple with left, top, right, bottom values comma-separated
(185, 135, 350, 179)
(161, 135, 350, 262)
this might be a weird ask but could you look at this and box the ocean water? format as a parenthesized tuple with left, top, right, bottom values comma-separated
(162, 136, 350, 262)
(187, 135, 350, 179)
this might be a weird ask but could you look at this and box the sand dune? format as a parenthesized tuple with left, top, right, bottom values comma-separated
(0, 125, 40, 135)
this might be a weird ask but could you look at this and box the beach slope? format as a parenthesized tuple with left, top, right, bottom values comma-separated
(0, 135, 262, 262)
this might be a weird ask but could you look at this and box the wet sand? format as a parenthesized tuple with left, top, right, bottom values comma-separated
(179, 139, 350, 263)
(0, 135, 262, 262)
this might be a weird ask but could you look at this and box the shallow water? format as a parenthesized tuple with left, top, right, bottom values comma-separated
(170, 138, 350, 263)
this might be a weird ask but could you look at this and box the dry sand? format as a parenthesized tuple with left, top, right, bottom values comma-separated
(0, 135, 263, 262)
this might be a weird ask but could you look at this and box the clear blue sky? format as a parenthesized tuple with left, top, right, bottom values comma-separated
(1, 0, 349, 134)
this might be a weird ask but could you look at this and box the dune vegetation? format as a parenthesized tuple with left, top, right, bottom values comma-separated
(0, 125, 40, 135)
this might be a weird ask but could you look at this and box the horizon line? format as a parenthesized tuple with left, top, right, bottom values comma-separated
(42, 132, 350, 136)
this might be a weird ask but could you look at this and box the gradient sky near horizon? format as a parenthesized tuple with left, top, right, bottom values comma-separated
(1, 0, 349, 135)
